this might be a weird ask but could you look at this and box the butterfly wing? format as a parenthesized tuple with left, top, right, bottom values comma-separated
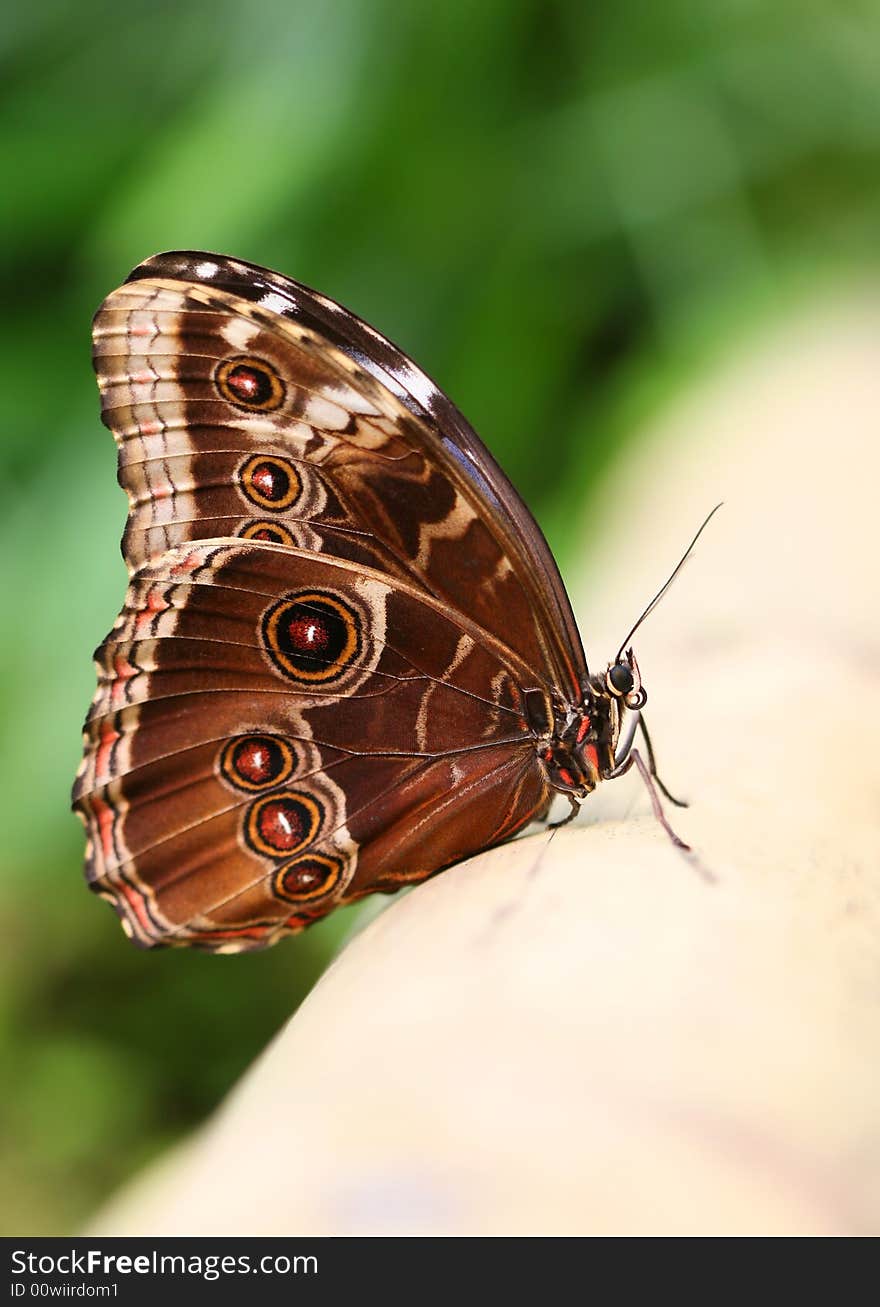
(75, 251, 583, 950)
(95, 251, 586, 696)
(74, 541, 546, 949)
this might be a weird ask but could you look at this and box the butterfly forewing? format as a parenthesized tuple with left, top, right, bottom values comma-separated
(94, 252, 585, 693)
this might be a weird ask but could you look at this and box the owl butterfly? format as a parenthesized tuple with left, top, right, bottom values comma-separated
(73, 251, 669, 953)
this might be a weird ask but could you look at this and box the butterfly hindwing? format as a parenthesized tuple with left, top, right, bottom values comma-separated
(73, 540, 548, 949)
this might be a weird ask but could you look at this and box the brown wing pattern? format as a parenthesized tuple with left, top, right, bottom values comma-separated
(74, 252, 573, 951)
(93, 253, 586, 694)
(73, 541, 549, 950)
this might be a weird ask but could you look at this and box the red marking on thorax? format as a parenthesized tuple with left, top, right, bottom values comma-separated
(576, 716, 591, 744)
(582, 744, 599, 773)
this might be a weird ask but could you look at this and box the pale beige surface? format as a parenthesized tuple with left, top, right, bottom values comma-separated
(93, 293, 880, 1236)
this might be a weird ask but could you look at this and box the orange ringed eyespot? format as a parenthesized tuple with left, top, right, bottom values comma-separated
(238, 454, 301, 512)
(261, 591, 361, 684)
(244, 790, 322, 858)
(215, 356, 285, 411)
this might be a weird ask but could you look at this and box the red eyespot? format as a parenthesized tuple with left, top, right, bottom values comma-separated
(261, 591, 361, 684)
(220, 735, 295, 792)
(244, 791, 322, 858)
(239, 520, 295, 545)
(238, 454, 301, 511)
(274, 852, 343, 903)
(215, 356, 285, 411)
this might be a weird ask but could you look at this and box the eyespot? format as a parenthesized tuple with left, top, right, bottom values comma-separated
(244, 790, 322, 858)
(274, 852, 343, 903)
(238, 454, 301, 511)
(220, 735, 295, 792)
(607, 662, 635, 697)
(238, 520, 295, 545)
(215, 356, 285, 411)
(261, 590, 361, 684)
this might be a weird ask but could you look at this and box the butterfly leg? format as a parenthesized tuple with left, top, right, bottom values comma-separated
(546, 794, 581, 829)
(613, 749, 691, 852)
(637, 714, 688, 808)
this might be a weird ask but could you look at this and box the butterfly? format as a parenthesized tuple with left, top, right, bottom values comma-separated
(72, 251, 668, 952)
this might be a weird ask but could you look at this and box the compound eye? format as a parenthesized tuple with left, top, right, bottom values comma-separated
(607, 662, 635, 697)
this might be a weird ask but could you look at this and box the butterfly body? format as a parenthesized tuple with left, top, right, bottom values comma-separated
(73, 252, 645, 951)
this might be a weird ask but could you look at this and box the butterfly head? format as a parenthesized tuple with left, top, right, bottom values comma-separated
(603, 647, 647, 714)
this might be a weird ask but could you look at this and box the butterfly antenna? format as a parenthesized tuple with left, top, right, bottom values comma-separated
(615, 503, 723, 663)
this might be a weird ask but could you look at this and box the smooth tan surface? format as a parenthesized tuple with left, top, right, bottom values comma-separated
(93, 293, 880, 1236)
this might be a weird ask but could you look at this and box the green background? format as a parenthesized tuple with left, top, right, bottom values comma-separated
(1, 0, 877, 1234)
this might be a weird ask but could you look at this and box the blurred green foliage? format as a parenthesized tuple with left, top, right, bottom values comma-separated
(1, 0, 878, 1234)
